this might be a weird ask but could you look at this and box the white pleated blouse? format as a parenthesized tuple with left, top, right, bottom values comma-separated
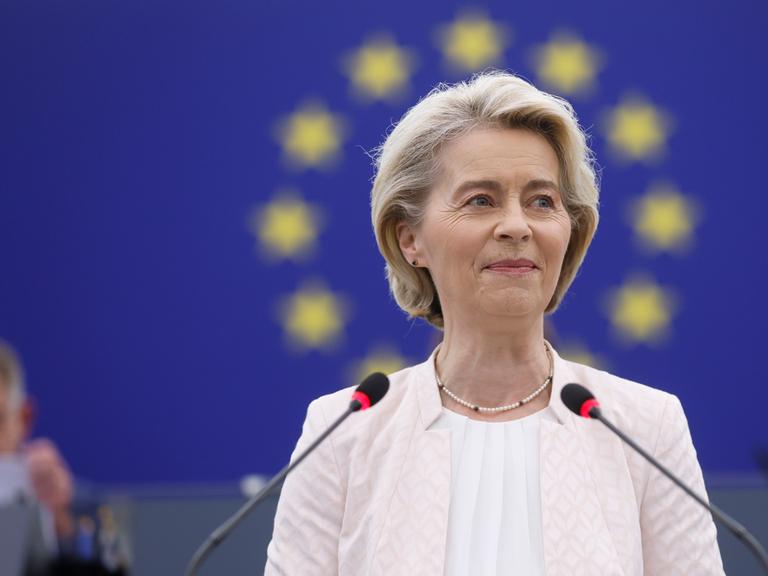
(429, 408, 546, 576)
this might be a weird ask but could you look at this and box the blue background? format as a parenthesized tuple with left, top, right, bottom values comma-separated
(1, 0, 766, 485)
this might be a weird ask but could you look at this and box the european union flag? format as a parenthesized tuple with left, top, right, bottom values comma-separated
(1, 0, 765, 486)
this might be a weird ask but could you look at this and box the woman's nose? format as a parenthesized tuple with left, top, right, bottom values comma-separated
(493, 206, 532, 241)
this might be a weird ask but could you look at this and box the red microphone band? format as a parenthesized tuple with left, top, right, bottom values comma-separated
(580, 398, 600, 418)
(351, 391, 371, 411)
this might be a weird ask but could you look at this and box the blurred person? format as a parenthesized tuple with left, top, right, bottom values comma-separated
(0, 340, 128, 576)
(0, 340, 74, 575)
(266, 72, 724, 575)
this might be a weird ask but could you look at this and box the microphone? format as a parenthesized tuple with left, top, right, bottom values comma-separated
(186, 372, 390, 576)
(561, 383, 768, 573)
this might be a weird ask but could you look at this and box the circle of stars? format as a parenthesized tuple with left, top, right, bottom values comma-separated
(248, 9, 704, 377)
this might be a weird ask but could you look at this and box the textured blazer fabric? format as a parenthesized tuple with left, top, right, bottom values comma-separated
(265, 347, 724, 575)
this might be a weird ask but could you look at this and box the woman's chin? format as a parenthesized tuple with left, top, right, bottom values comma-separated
(475, 290, 546, 320)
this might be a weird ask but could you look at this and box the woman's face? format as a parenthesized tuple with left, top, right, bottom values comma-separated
(398, 127, 572, 325)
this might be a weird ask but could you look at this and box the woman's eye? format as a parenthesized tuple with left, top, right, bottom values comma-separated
(467, 195, 492, 207)
(531, 195, 554, 209)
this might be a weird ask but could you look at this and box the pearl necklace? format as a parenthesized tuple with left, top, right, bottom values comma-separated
(435, 341, 554, 414)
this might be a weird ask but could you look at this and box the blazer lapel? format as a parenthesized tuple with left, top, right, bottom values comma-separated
(370, 354, 451, 576)
(540, 352, 624, 575)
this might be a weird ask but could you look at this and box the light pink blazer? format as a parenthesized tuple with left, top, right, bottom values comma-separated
(265, 348, 724, 575)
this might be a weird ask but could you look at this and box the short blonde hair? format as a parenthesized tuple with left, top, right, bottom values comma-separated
(370, 71, 600, 328)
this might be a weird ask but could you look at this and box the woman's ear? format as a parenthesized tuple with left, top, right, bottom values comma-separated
(396, 221, 423, 266)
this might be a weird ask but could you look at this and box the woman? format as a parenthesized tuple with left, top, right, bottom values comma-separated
(266, 71, 723, 575)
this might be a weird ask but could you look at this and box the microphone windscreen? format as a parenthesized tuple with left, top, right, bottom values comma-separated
(561, 383, 596, 416)
(355, 372, 390, 408)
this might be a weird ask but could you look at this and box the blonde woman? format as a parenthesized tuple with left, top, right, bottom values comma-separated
(266, 72, 723, 575)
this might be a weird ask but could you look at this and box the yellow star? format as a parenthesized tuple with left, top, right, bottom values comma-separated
(343, 35, 415, 101)
(350, 345, 407, 384)
(606, 276, 676, 344)
(280, 282, 349, 351)
(275, 102, 346, 169)
(248, 191, 322, 261)
(603, 95, 672, 162)
(436, 11, 509, 72)
(630, 183, 700, 253)
(531, 31, 602, 95)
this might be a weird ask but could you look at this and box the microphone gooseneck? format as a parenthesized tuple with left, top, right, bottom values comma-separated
(186, 373, 390, 576)
(560, 382, 768, 573)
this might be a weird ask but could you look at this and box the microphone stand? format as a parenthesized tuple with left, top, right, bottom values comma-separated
(185, 403, 358, 576)
(589, 405, 768, 573)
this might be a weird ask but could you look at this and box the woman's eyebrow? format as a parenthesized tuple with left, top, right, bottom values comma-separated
(452, 178, 560, 197)
(452, 179, 505, 197)
(523, 179, 561, 194)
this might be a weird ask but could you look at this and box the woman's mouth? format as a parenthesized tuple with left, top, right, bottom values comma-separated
(484, 259, 539, 275)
